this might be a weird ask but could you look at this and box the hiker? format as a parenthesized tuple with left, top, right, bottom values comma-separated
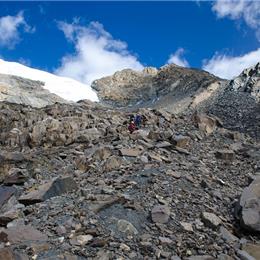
(129, 114, 135, 123)
(134, 114, 142, 129)
(128, 120, 136, 134)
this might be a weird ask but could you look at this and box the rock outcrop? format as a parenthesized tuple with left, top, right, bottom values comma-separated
(0, 73, 69, 108)
(205, 62, 260, 139)
(229, 62, 260, 102)
(92, 65, 223, 113)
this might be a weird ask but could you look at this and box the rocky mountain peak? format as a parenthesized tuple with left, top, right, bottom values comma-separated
(92, 65, 223, 112)
(229, 62, 260, 101)
(142, 66, 158, 75)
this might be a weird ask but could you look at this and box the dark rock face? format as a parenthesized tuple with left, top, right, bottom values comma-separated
(19, 176, 77, 205)
(0, 186, 16, 209)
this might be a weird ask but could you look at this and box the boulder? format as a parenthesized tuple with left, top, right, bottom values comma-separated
(215, 149, 235, 161)
(119, 148, 142, 157)
(201, 212, 222, 229)
(117, 219, 138, 235)
(70, 234, 93, 246)
(0, 209, 21, 226)
(92, 146, 112, 161)
(0, 195, 24, 226)
(171, 135, 190, 148)
(0, 151, 25, 162)
(3, 168, 27, 185)
(2, 225, 48, 243)
(0, 186, 16, 209)
(193, 113, 219, 135)
(151, 205, 170, 224)
(74, 155, 89, 172)
(166, 169, 181, 179)
(19, 176, 77, 205)
(180, 222, 193, 232)
(237, 177, 260, 232)
(219, 226, 238, 243)
(103, 155, 122, 172)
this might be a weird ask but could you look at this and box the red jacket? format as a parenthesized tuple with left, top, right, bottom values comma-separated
(128, 122, 136, 133)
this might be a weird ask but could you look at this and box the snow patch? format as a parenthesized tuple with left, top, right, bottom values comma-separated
(0, 59, 99, 102)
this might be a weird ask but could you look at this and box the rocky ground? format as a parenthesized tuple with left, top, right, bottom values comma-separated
(0, 100, 259, 260)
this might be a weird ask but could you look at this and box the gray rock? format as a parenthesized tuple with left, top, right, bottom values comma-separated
(236, 250, 256, 260)
(19, 176, 77, 205)
(0, 186, 16, 209)
(151, 205, 170, 224)
(3, 225, 48, 243)
(171, 135, 190, 148)
(119, 148, 142, 157)
(171, 256, 182, 260)
(0, 73, 68, 108)
(215, 149, 235, 161)
(70, 234, 93, 246)
(102, 155, 122, 172)
(180, 221, 194, 232)
(219, 226, 238, 243)
(193, 112, 219, 135)
(3, 168, 27, 185)
(117, 219, 138, 235)
(238, 177, 260, 232)
(0, 248, 29, 260)
(201, 212, 222, 229)
(217, 254, 234, 260)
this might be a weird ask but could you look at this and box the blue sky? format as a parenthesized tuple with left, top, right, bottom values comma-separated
(0, 1, 259, 83)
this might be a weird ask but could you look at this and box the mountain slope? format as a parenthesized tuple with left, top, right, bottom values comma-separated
(0, 59, 98, 102)
(204, 62, 260, 138)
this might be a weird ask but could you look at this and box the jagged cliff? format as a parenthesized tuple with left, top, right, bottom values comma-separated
(205, 62, 260, 138)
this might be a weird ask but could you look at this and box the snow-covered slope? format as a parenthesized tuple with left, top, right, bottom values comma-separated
(0, 59, 98, 102)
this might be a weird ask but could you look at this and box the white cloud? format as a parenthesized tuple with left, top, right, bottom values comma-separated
(56, 20, 143, 86)
(0, 11, 35, 48)
(167, 48, 189, 67)
(212, 0, 260, 41)
(203, 48, 260, 79)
